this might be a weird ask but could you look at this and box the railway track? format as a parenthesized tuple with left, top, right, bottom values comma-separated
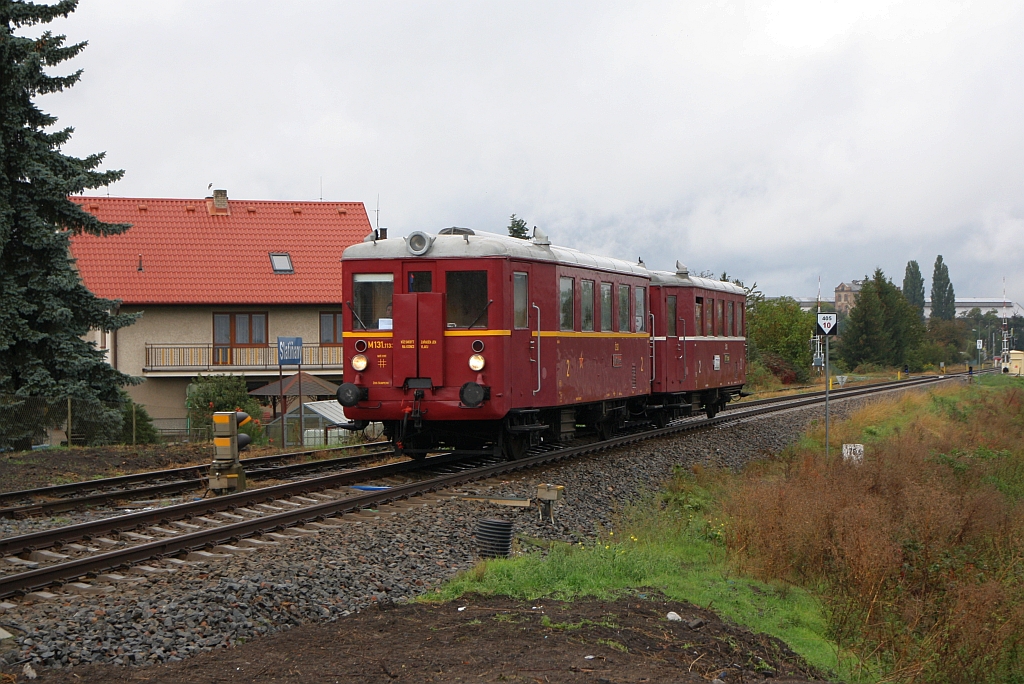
(0, 441, 394, 519)
(0, 372, 961, 599)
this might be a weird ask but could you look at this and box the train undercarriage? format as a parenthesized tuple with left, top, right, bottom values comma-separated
(375, 386, 745, 461)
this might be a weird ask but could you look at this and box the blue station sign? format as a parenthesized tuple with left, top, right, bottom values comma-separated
(277, 336, 303, 365)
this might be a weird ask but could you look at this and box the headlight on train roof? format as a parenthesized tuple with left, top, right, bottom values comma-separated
(351, 354, 368, 372)
(468, 354, 485, 371)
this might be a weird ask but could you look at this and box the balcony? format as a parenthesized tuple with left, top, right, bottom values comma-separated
(144, 343, 345, 373)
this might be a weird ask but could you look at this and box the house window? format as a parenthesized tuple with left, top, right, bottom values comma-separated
(269, 253, 293, 273)
(600, 283, 613, 332)
(213, 312, 267, 364)
(559, 277, 575, 331)
(581, 280, 595, 332)
(320, 312, 343, 345)
(618, 285, 630, 332)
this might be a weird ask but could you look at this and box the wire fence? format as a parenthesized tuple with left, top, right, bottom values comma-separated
(0, 394, 142, 452)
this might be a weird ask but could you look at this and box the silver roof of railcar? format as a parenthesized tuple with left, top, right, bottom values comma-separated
(648, 268, 747, 295)
(342, 228, 650, 277)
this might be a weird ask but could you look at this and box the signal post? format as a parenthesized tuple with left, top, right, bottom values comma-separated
(816, 313, 838, 460)
(209, 411, 252, 494)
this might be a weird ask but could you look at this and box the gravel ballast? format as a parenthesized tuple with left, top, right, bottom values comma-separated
(0, 391, 917, 671)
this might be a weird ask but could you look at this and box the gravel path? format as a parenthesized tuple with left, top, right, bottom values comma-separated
(0, 391, 906, 672)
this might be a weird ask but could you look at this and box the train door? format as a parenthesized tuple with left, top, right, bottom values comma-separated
(392, 262, 443, 387)
(509, 263, 538, 405)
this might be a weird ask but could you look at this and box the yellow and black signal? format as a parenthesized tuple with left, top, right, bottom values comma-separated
(209, 411, 251, 494)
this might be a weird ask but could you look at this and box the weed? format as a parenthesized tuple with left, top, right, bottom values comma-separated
(597, 638, 628, 653)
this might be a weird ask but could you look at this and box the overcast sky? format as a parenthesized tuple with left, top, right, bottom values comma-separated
(36, 1, 1024, 306)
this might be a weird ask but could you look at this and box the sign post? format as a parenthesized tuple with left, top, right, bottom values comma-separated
(816, 313, 838, 460)
(277, 337, 303, 447)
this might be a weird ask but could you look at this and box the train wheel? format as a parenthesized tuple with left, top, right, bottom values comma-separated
(502, 432, 529, 461)
(597, 419, 616, 442)
(652, 411, 668, 429)
(704, 403, 718, 420)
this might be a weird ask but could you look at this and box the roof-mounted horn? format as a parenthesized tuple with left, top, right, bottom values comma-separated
(675, 261, 690, 277)
(532, 226, 551, 246)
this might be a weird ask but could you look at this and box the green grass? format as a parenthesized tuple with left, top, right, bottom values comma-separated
(433, 498, 847, 679)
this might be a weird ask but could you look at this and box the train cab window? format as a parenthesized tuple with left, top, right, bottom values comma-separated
(513, 272, 529, 329)
(600, 283, 612, 332)
(560, 277, 575, 331)
(352, 273, 394, 330)
(408, 271, 432, 292)
(581, 280, 595, 332)
(634, 287, 646, 332)
(727, 301, 734, 337)
(667, 296, 677, 337)
(618, 285, 630, 332)
(695, 297, 703, 337)
(447, 271, 489, 328)
(716, 299, 724, 336)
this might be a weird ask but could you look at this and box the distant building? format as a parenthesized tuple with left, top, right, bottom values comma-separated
(924, 298, 1022, 318)
(834, 281, 863, 315)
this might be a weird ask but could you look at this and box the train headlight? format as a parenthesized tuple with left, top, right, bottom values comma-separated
(351, 354, 368, 371)
(468, 354, 486, 371)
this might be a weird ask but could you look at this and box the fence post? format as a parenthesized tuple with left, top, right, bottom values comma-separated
(132, 403, 137, 445)
(67, 396, 72, 446)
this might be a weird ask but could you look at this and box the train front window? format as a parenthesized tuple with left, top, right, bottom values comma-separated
(408, 271, 432, 292)
(581, 280, 595, 332)
(600, 283, 612, 332)
(447, 271, 489, 328)
(352, 273, 394, 330)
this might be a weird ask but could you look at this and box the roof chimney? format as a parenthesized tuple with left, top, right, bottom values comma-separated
(207, 189, 230, 216)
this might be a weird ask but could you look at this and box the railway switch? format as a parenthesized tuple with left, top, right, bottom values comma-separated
(209, 411, 251, 494)
(536, 483, 564, 524)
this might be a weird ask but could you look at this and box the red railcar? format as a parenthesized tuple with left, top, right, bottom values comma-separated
(336, 228, 745, 459)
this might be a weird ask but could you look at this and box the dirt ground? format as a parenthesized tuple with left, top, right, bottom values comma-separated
(19, 594, 828, 684)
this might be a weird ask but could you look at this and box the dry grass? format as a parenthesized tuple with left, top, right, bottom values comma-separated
(724, 382, 1024, 683)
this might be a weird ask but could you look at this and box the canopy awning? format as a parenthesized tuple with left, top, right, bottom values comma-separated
(248, 372, 340, 398)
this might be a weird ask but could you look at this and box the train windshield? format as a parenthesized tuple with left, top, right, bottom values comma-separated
(352, 273, 394, 330)
(447, 271, 489, 328)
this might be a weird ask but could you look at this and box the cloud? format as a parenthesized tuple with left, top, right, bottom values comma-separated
(36, 0, 1024, 304)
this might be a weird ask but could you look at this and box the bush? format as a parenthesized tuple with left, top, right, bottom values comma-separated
(186, 375, 266, 445)
(117, 393, 159, 444)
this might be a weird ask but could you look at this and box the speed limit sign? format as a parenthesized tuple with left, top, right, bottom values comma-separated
(816, 313, 838, 336)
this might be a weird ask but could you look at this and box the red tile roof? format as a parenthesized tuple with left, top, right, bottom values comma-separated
(68, 196, 371, 305)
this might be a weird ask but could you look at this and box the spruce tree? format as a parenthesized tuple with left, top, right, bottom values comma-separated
(930, 255, 956, 320)
(0, 2, 137, 412)
(903, 260, 925, 319)
(873, 268, 924, 367)
(507, 214, 529, 239)
(840, 278, 892, 368)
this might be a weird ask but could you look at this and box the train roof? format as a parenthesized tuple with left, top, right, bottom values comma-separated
(648, 269, 747, 295)
(342, 228, 650, 277)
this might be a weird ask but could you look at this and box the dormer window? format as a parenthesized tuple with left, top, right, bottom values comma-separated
(269, 253, 293, 273)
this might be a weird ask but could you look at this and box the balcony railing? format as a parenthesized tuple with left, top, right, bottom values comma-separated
(145, 343, 345, 372)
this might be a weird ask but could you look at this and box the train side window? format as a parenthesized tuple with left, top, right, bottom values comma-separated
(618, 285, 630, 332)
(716, 299, 724, 336)
(408, 271, 432, 292)
(600, 283, 612, 332)
(695, 297, 703, 337)
(352, 273, 395, 330)
(634, 287, 646, 332)
(739, 304, 745, 336)
(513, 272, 529, 329)
(446, 271, 489, 328)
(581, 280, 595, 332)
(727, 301, 734, 337)
(667, 296, 677, 337)
(560, 277, 575, 331)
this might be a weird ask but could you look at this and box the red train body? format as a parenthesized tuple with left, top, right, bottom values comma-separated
(336, 228, 746, 459)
